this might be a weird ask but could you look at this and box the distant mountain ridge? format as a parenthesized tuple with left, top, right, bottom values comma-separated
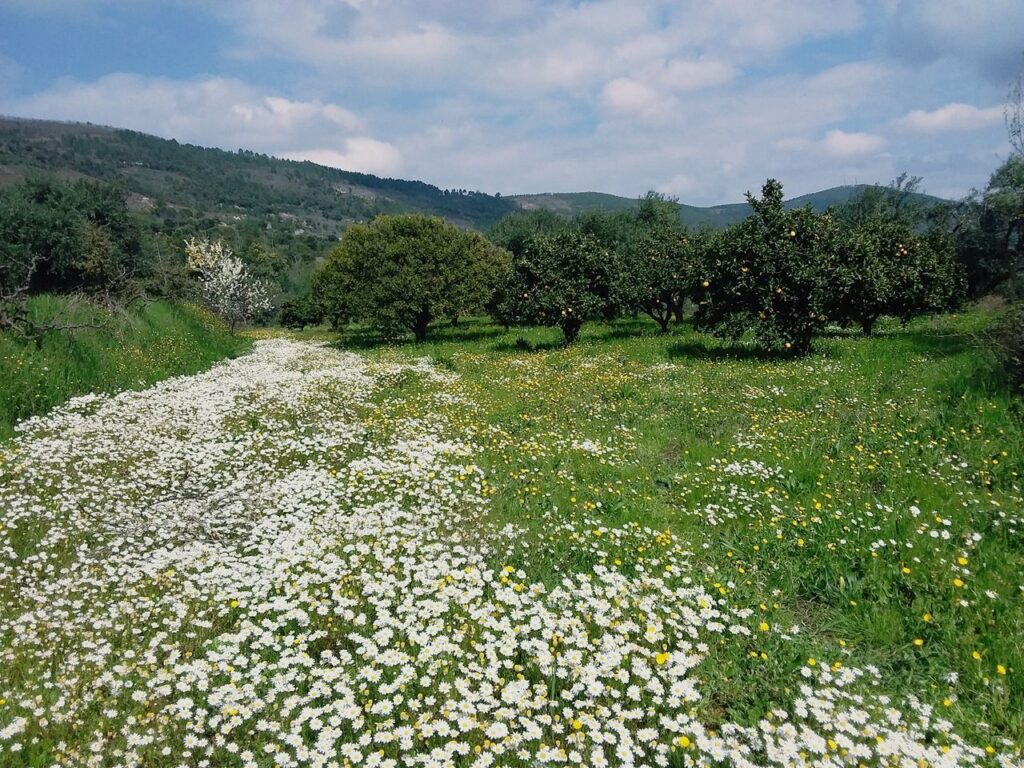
(510, 186, 949, 229)
(0, 117, 947, 234)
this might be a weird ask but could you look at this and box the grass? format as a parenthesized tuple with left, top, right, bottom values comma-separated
(273, 309, 1024, 744)
(0, 295, 249, 439)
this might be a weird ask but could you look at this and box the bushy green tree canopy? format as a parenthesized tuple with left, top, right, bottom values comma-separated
(314, 214, 509, 341)
(495, 230, 612, 343)
(612, 192, 699, 332)
(826, 215, 963, 335)
(487, 209, 566, 256)
(955, 156, 1024, 298)
(694, 180, 831, 353)
(279, 295, 323, 331)
(0, 178, 144, 297)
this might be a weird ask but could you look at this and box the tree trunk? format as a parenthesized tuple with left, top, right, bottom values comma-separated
(412, 310, 431, 342)
(562, 317, 582, 344)
(861, 316, 875, 336)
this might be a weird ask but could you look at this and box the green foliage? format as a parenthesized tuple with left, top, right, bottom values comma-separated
(0, 297, 246, 439)
(0, 118, 518, 234)
(496, 230, 613, 343)
(826, 216, 964, 334)
(695, 180, 831, 354)
(313, 214, 510, 342)
(612, 192, 700, 332)
(987, 302, 1024, 390)
(279, 295, 324, 331)
(955, 156, 1024, 297)
(0, 178, 144, 295)
(487, 209, 566, 256)
(310, 253, 353, 331)
(242, 239, 287, 285)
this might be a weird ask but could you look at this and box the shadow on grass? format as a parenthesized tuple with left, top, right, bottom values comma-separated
(329, 321, 507, 351)
(894, 328, 974, 358)
(666, 340, 815, 362)
(491, 337, 566, 353)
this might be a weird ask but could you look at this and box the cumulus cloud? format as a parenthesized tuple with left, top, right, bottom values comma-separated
(283, 140, 403, 176)
(1, 73, 401, 175)
(658, 58, 737, 91)
(600, 78, 668, 119)
(894, 103, 1004, 133)
(819, 129, 887, 158)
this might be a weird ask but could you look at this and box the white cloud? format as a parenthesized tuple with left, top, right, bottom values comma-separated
(658, 58, 737, 91)
(820, 129, 887, 158)
(1, 73, 401, 175)
(1, 0, 1014, 204)
(283, 140, 403, 176)
(600, 78, 667, 119)
(894, 103, 1004, 133)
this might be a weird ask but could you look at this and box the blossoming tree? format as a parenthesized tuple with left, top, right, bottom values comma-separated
(185, 237, 273, 332)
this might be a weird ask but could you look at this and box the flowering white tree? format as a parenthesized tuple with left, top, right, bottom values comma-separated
(185, 237, 274, 332)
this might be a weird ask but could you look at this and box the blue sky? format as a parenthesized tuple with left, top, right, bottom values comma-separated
(0, 0, 1020, 205)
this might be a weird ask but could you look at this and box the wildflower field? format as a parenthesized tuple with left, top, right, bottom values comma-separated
(1, 312, 1022, 768)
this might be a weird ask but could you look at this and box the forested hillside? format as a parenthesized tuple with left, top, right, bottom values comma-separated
(0, 117, 519, 235)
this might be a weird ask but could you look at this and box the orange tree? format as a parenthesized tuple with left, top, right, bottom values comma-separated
(694, 179, 832, 354)
(494, 230, 613, 344)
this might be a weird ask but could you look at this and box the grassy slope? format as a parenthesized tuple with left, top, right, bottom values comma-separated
(282, 309, 1024, 744)
(0, 297, 249, 439)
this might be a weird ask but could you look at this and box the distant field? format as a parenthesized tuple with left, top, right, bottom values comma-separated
(1, 310, 1021, 766)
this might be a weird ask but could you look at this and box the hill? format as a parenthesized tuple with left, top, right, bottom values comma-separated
(0, 117, 518, 234)
(510, 185, 949, 229)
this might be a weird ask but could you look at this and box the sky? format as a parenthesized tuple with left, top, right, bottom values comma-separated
(0, 0, 1020, 205)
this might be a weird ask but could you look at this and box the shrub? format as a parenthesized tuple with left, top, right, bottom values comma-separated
(495, 230, 612, 343)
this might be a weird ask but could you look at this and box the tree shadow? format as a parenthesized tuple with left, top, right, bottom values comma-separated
(894, 329, 974, 358)
(328, 321, 506, 351)
(666, 340, 823, 362)
(491, 337, 566, 353)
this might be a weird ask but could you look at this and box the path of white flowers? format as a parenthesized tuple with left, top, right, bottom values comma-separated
(0, 340, 1014, 768)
